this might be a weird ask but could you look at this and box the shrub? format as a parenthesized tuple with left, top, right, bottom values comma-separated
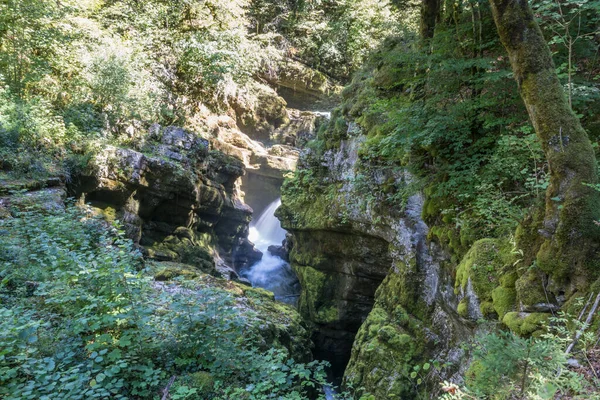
(0, 202, 329, 399)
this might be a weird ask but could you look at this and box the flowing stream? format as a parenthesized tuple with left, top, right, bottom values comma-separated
(245, 198, 300, 305)
(246, 198, 338, 399)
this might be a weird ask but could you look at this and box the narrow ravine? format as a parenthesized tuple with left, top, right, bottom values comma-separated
(244, 198, 301, 305)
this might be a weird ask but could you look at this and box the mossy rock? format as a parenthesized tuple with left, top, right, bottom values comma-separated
(480, 301, 497, 319)
(146, 231, 218, 276)
(457, 298, 469, 318)
(502, 312, 549, 336)
(294, 264, 339, 325)
(242, 286, 276, 301)
(514, 268, 547, 307)
(149, 268, 313, 362)
(455, 239, 514, 304)
(499, 271, 518, 288)
(344, 305, 422, 399)
(316, 306, 338, 324)
(153, 262, 200, 281)
(491, 286, 516, 319)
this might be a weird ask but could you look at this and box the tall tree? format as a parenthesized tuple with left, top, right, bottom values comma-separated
(489, 0, 600, 295)
(420, 0, 441, 39)
(0, 0, 64, 97)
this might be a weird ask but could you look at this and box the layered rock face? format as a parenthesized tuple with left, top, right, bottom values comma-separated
(194, 78, 330, 216)
(260, 58, 339, 110)
(68, 57, 336, 278)
(74, 125, 260, 279)
(278, 128, 472, 396)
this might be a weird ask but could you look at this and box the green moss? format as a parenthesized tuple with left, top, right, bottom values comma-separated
(480, 301, 497, 318)
(491, 286, 516, 318)
(514, 268, 547, 307)
(145, 230, 218, 276)
(392, 305, 410, 327)
(457, 299, 469, 318)
(368, 307, 390, 326)
(294, 265, 339, 325)
(427, 225, 468, 264)
(499, 271, 518, 288)
(344, 307, 421, 399)
(502, 312, 549, 336)
(316, 306, 338, 324)
(377, 325, 397, 342)
(455, 239, 514, 303)
(491, 285, 516, 318)
(343, 265, 430, 400)
(153, 262, 200, 281)
(243, 286, 276, 301)
(514, 206, 545, 268)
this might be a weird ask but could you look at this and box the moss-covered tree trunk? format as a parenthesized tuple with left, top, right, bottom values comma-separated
(489, 0, 600, 293)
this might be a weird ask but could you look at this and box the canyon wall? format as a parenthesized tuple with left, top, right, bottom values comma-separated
(278, 126, 473, 397)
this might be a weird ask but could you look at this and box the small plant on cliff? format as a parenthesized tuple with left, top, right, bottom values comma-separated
(466, 331, 581, 399)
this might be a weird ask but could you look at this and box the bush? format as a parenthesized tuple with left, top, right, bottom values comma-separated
(0, 202, 330, 399)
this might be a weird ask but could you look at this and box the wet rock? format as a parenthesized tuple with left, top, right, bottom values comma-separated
(267, 244, 288, 261)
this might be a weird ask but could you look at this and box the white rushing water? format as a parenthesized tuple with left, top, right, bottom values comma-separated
(245, 198, 300, 304)
(248, 199, 286, 252)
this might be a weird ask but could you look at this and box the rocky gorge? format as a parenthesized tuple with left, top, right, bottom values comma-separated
(277, 126, 472, 397)
(0, 58, 335, 382)
(2, 0, 600, 397)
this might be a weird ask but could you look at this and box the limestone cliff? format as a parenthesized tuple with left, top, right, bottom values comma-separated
(278, 126, 472, 396)
(74, 125, 260, 279)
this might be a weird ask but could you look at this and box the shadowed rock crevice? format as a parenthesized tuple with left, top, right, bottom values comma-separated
(279, 130, 474, 395)
(72, 126, 261, 279)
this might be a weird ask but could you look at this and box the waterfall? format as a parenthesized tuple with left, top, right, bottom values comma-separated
(244, 198, 300, 305)
(248, 199, 286, 252)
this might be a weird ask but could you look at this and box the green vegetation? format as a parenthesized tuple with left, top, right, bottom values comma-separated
(286, 0, 599, 261)
(0, 201, 330, 399)
(1, 0, 600, 398)
(277, 0, 600, 398)
(0, 0, 398, 182)
(442, 308, 600, 399)
(247, 0, 403, 80)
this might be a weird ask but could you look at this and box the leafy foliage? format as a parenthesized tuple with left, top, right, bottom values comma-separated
(247, 0, 403, 80)
(441, 306, 600, 400)
(0, 202, 330, 399)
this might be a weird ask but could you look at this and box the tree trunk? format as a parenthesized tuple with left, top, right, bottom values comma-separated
(420, 0, 441, 40)
(489, 0, 600, 294)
